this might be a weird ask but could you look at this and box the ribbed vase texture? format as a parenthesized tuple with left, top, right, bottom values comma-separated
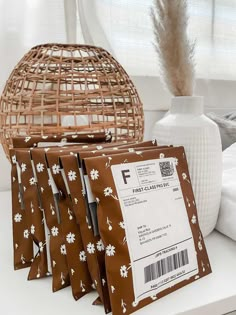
(152, 97, 222, 237)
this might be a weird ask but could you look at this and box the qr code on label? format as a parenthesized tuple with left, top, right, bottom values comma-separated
(159, 161, 174, 177)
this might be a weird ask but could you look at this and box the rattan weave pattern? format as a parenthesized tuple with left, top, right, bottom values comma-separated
(0, 43, 144, 159)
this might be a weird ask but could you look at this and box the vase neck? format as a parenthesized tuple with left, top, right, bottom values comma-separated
(170, 96, 204, 115)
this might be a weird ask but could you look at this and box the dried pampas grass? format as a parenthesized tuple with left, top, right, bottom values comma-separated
(151, 0, 195, 96)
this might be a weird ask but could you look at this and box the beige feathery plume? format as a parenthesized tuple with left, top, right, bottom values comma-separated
(151, 0, 195, 96)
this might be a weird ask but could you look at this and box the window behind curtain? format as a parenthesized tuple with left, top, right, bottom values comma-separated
(93, 0, 236, 80)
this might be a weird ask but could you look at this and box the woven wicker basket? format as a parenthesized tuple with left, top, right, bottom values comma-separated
(0, 43, 144, 159)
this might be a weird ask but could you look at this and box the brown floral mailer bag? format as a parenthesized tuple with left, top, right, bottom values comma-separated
(58, 142, 160, 312)
(10, 149, 34, 270)
(12, 131, 112, 148)
(15, 149, 49, 280)
(45, 149, 93, 300)
(31, 147, 71, 292)
(84, 146, 212, 315)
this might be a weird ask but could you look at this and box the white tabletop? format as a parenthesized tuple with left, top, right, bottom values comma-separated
(0, 190, 236, 315)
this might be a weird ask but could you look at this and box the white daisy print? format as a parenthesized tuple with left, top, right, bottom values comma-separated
(51, 226, 59, 237)
(14, 213, 22, 223)
(198, 241, 203, 251)
(31, 225, 35, 235)
(79, 251, 86, 262)
(105, 156, 112, 169)
(23, 229, 30, 239)
(80, 280, 86, 292)
(21, 163, 27, 173)
(36, 163, 44, 173)
(52, 164, 60, 175)
(86, 216, 92, 230)
(191, 215, 197, 224)
(39, 242, 44, 252)
(90, 169, 99, 180)
(61, 138, 67, 143)
(106, 244, 116, 256)
(87, 242, 95, 254)
(135, 151, 143, 157)
(68, 208, 73, 220)
(105, 132, 112, 141)
(68, 170, 77, 181)
(119, 221, 125, 229)
(96, 239, 105, 251)
(29, 177, 36, 185)
(151, 295, 157, 301)
(159, 153, 165, 159)
(182, 173, 190, 183)
(132, 301, 139, 307)
(107, 217, 112, 231)
(30, 202, 34, 213)
(12, 155, 16, 164)
(120, 265, 128, 278)
(104, 187, 118, 200)
(24, 136, 31, 143)
(121, 299, 127, 314)
(104, 187, 113, 197)
(21, 254, 25, 264)
(60, 244, 67, 255)
(66, 232, 75, 244)
(201, 261, 205, 272)
(50, 203, 55, 215)
(61, 272, 65, 285)
(186, 197, 191, 207)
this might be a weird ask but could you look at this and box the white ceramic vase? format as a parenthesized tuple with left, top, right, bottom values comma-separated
(152, 96, 222, 237)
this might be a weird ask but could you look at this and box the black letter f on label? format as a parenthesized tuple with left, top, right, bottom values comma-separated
(121, 169, 130, 184)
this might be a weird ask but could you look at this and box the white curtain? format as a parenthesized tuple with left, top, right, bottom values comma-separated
(84, 0, 236, 81)
(0, 0, 60, 91)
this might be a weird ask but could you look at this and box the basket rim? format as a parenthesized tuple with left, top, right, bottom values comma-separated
(31, 43, 109, 52)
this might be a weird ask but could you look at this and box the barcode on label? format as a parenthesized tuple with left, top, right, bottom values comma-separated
(144, 249, 189, 283)
(159, 161, 174, 177)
